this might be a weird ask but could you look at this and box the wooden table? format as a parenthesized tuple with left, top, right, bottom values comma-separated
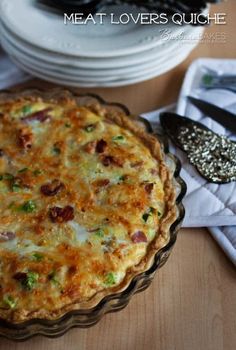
(1, 1, 236, 349)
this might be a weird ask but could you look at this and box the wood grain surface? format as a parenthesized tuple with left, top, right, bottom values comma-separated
(1, 1, 236, 349)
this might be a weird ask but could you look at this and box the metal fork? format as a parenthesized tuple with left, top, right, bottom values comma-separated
(201, 68, 236, 93)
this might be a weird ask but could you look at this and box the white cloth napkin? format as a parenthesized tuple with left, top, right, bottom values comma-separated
(142, 58, 236, 266)
(0, 48, 29, 89)
(143, 104, 236, 266)
(1, 52, 235, 266)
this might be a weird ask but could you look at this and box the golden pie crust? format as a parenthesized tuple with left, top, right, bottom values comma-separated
(0, 89, 176, 323)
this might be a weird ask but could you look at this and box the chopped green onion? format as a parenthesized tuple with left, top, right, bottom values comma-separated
(22, 105, 32, 116)
(18, 167, 28, 173)
(0, 173, 14, 181)
(20, 200, 37, 213)
(142, 207, 156, 223)
(142, 213, 150, 223)
(52, 146, 61, 155)
(22, 272, 39, 291)
(32, 253, 43, 261)
(0, 174, 23, 191)
(105, 272, 116, 286)
(33, 169, 42, 176)
(84, 124, 96, 133)
(12, 182, 21, 192)
(157, 211, 162, 218)
(48, 271, 60, 287)
(119, 175, 126, 182)
(65, 123, 71, 128)
(3, 295, 17, 309)
(95, 229, 104, 238)
(112, 135, 125, 142)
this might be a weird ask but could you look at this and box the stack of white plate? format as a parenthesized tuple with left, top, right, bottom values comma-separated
(0, 0, 206, 87)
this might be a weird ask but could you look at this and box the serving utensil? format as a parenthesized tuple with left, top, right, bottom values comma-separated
(187, 96, 236, 134)
(201, 71, 236, 93)
(160, 112, 236, 183)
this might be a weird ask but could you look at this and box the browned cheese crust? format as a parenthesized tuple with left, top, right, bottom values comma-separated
(0, 89, 176, 322)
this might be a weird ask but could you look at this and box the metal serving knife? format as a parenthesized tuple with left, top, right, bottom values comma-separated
(160, 112, 236, 183)
(187, 96, 236, 134)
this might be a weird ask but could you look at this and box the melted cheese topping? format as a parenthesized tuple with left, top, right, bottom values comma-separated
(0, 96, 169, 321)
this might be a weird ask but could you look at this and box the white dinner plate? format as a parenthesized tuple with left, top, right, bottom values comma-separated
(8, 43, 195, 87)
(0, 18, 195, 70)
(0, 18, 204, 78)
(1, 33, 193, 80)
(2, 25, 203, 84)
(0, 0, 187, 57)
(5, 35, 200, 82)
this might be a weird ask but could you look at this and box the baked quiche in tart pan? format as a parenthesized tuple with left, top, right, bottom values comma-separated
(0, 89, 186, 340)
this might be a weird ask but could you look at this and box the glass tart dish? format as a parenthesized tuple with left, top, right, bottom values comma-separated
(0, 89, 186, 340)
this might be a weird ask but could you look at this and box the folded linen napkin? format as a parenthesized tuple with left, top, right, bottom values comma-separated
(142, 58, 236, 266)
(142, 105, 236, 266)
(1, 52, 235, 265)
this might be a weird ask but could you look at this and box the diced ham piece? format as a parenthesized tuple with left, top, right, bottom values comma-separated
(84, 139, 107, 154)
(131, 231, 147, 243)
(49, 205, 74, 223)
(96, 139, 107, 154)
(101, 155, 123, 167)
(41, 179, 64, 196)
(144, 183, 154, 194)
(94, 179, 110, 187)
(18, 129, 33, 150)
(13, 272, 27, 281)
(0, 231, 16, 242)
(21, 108, 51, 123)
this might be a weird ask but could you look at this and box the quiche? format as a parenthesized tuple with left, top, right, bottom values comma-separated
(0, 90, 176, 323)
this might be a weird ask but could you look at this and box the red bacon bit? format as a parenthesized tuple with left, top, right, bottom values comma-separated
(95, 179, 110, 187)
(84, 139, 108, 154)
(112, 156, 123, 167)
(101, 155, 113, 167)
(0, 231, 16, 242)
(13, 272, 27, 281)
(131, 231, 147, 243)
(18, 129, 33, 150)
(101, 155, 123, 167)
(68, 265, 77, 275)
(84, 141, 97, 154)
(96, 139, 107, 154)
(150, 168, 158, 175)
(49, 205, 74, 223)
(14, 175, 33, 190)
(94, 179, 110, 193)
(145, 183, 154, 194)
(21, 108, 51, 123)
(41, 179, 64, 197)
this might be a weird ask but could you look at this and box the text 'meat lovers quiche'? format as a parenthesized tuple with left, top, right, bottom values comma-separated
(0, 90, 176, 322)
